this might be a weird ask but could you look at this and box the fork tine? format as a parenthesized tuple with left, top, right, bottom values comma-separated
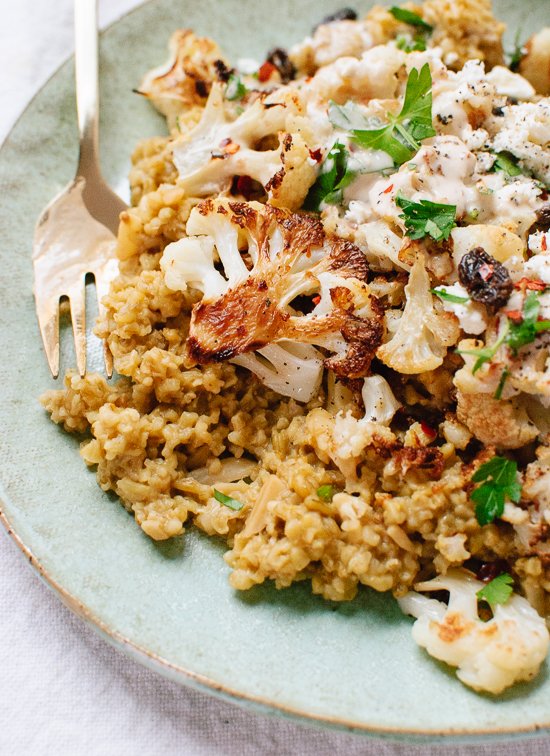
(94, 256, 119, 379)
(67, 279, 87, 378)
(35, 291, 61, 379)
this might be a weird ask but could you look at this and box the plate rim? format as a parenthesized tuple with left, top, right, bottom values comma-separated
(2, 498, 550, 743)
(2, 0, 550, 742)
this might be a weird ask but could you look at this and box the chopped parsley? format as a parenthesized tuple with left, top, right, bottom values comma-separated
(431, 287, 470, 304)
(225, 73, 247, 101)
(506, 291, 550, 355)
(477, 573, 514, 608)
(492, 151, 522, 178)
(329, 64, 436, 166)
(457, 291, 550, 378)
(457, 323, 509, 374)
(470, 456, 521, 526)
(213, 489, 244, 511)
(396, 194, 456, 241)
(389, 6, 433, 31)
(303, 141, 355, 211)
(396, 34, 426, 53)
(317, 484, 334, 502)
(494, 366, 511, 400)
(508, 30, 525, 72)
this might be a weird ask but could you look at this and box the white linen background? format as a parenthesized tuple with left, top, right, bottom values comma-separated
(1, 1, 549, 754)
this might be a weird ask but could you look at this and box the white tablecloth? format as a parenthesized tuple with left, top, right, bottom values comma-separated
(1, 2, 549, 753)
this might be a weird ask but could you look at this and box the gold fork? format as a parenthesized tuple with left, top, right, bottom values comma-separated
(33, 0, 127, 379)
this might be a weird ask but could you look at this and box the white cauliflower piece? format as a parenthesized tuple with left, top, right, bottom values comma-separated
(290, 19, 376, 76)
(485, 66, 535, 101)
(160, 199, 384, 401)
(304, 387, 398, 480)
(232, 343, 323, 403)
(398, 569, 549, 694)
(137, 30, 228, 130)
(434, 283, 487, 335)
(520, 28, 550, 96)
(377, 254, 459, 374)
(170, 84, 316, 209)
(361, 374, 401, 425)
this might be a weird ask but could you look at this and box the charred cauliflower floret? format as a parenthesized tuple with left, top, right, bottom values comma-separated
(454, 350, 539, 449)
(137, 30, 229, 131)
(377, 254, 459, 374)
(160, 199, 384, 401)
(170, 84, 316, 210)
(399, 569, 549, 694)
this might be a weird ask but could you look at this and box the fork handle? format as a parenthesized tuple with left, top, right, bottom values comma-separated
(74, 0, 101, 181)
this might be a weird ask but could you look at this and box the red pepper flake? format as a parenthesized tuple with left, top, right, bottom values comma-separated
(420, 421, 437, 440)
(219, 137, 231, 147)
(478, 263, 494, 282)
(309, 148, 323, 163)
(542, 235, 548, 252)
(234, 175, 254, 198)
(514, 277, 547, 291)
(312, 295, 321, 305)
(383, 184, 394, 194)
(258, 61, 277, 82)
(504, 309, 524, 323)
(224, 141, 240, 155)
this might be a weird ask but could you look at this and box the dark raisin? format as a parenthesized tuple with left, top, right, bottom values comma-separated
(265, 48, 296, 84)
(458, 247, 513, 311)
(466, 559, 510, 583)
(213, 59, 232, 83)
(313, 7, 357, 32)
(528, 204, 550, 235)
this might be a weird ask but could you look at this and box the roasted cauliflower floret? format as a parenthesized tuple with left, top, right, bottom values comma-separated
(398, 569, 549, 694)
(377, 254, 459, 374)
(160, 199, 383, 401)
(454, 350, 539, 449)
(170, 84, 316, 210)
(137, 30, 229, 131)
(519, 28, 550, 96)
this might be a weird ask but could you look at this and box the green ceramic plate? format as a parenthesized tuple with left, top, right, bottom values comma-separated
(1, 0, 549, 743)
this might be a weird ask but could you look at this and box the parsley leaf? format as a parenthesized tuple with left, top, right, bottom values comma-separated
(389, 6, 433, 31)
(492, 151, 522, 178)
(396, 194, 456, 241)
(317, 484, 334, 502)
(508, 29, 525, 72)
(330, 64, 436, 166)
(225, 73, 247, 101)
(477, 573, 514, 609)
(431, 287, 470, 304)
(470, 456, 521, 526)
(456, 322, 509, 374)
(396, 34, 426, 52)
(494, 366, 510, 400)
(213, 489, 244, 511)
(328, 101, 375, 131)
(507, 291, 550, 355)
(303, 142, 355, 211)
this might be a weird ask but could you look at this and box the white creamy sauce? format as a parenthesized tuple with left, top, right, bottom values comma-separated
(486, 66, 535, 101)
(435, 283, 487, 335)
(356, 136, 480, 225)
